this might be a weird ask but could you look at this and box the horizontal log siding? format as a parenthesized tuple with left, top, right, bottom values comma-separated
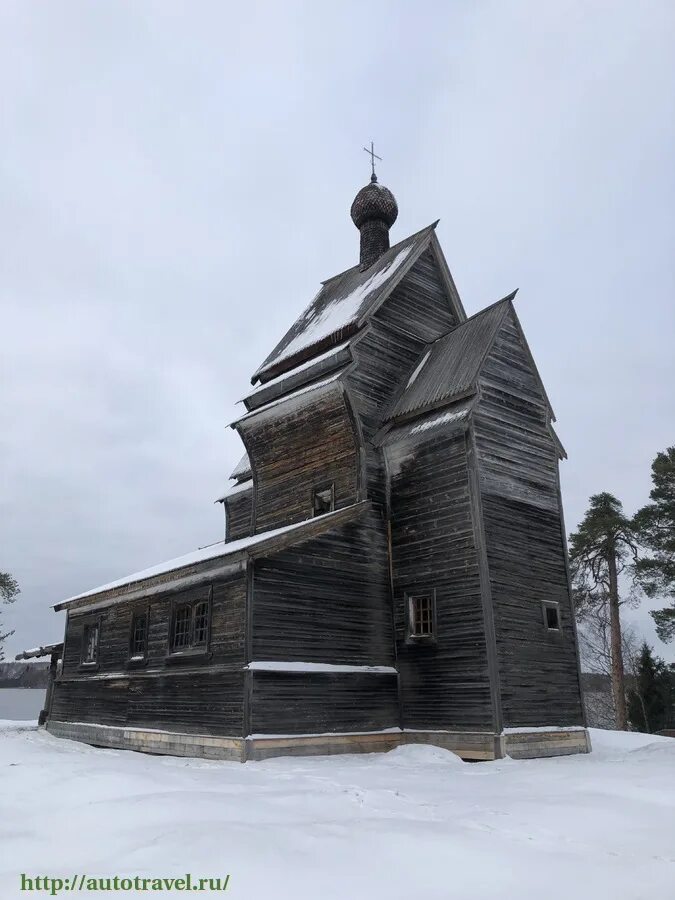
(50, 670, 244, 736)
(249, 670, 399, 735)
(251, 513, 394, 666)
(475, 312, 584, 727)
(225, 489, 253, 541)
(474, 312, 558, 511)
(62, 575, 246, 674)
(481, 496, 584, 726)
(53, 574, 247, 735)
(239, 385, 360, 533)
(386, 427, 494, 731)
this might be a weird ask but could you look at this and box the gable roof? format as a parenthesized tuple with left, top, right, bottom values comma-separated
(55, 502, 370, 612)
(388, 294, 515, 422)
(251, 224, 438, 385)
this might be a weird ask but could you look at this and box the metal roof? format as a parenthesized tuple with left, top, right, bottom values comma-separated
(388, 295, 514, 422)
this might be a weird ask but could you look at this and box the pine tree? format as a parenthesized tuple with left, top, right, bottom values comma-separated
(633, 447, 675, 642)
(627, 642, 672, 733)
(569, 493, 637, 730)
(0, 571, 20, 662)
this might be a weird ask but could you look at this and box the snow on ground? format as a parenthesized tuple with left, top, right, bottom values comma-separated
(1, 724, 673, 899)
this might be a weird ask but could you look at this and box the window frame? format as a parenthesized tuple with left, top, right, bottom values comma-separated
(405, 589, 437, 643)
(127, 606, 150, 668)
(79, 618, 101, 670)
(167, 589, 213, 661)
(311, 481, 335, 517)
(541, 600, 562, 632)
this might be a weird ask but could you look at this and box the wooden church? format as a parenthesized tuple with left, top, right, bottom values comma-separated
(34, 165, 589, 761)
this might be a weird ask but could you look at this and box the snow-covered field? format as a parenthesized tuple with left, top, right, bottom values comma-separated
(1, 724, 673, 899)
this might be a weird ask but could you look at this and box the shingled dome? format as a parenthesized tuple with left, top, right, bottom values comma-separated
(350, 175, 399, 271)
(350, 177, 399, 229)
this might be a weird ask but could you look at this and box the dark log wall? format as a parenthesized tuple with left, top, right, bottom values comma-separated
(52, 573, 247, 736)
(249, 671, 399, 736)
(252, 513, 394, 666)
(50, 671, 245, 736)
(385, 424, 495, 731)
(346, 249, 457, 511)
(474, 312, 584, 727)
(249, 513, 397, 734)
(237, 383, 360, 534)
(225, 486, 253, 542)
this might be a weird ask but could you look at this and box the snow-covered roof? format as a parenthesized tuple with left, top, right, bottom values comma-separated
(15, 643, 63, 660)
(215, 479, 253, 504)
(234, 372, 342, 426)
(229, 451, 251, 482)
(244, 341, 351, 400)
(55, 502, 370, 610)
(251, 225, 438, 384)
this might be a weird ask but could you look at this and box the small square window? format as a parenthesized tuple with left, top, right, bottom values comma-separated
(312, 483, 335, 517)
(130, 612, 148, 658)
(408, 593, 435, 639)
(82, 622, 99, 664)
(542, 601, 561, 631)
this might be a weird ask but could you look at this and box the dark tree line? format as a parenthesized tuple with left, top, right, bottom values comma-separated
(569, 446, 675, 731)
(0, 571, 21, 662)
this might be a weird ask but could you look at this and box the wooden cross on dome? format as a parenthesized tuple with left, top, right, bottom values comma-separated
(363, 141, 382, 180)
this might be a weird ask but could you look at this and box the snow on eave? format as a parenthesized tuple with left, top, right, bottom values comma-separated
(55, 503, 368, 610)
(232, 371, 343, 427)
(243, 341, 351, 401)
(229, 451, 251, 481)
(215, 478, 253, 504)
(409, 405, 471, 435)
(245, 661, 397, 674)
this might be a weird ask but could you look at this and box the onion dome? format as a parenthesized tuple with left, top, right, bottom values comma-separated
(350, 174, 398, 230)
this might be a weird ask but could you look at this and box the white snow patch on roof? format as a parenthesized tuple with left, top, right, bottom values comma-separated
(60, 506, 353, 606)
(409, 406, 470, 434)
(245, 342, 350, 399)
(271, 243, 414, 368)
(216, 479, 253, 503)
(230, 452, 251, 480)
(405, 350, 431, 389)
(236, 372, 342, 424)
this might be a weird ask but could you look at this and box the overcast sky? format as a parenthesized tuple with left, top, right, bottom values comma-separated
(2, 1, 674, 662)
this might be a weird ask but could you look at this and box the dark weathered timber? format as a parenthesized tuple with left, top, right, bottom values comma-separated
(346, 248, 459, 514)
(249, 670, 399, 736)
(52, 573, 248, 736)
(236, 382, 360, 533)
(243, 344, 352, 412)
(251, 512, 394, 667)
(384, 425, 495, 732)
(44, 204, 587, 759)
(224, 485, 253, 541)
(474, 311, 584, 727)
(51, 671, 245, 736)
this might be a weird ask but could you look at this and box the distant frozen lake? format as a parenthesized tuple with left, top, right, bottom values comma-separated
(0, 688, 44, 721)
